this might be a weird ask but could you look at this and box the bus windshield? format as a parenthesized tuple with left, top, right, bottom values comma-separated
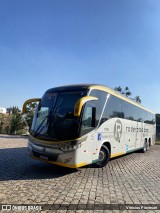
(30, 90, 87, 140)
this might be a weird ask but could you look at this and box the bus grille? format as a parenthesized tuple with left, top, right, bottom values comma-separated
(32, 150, 59, 161)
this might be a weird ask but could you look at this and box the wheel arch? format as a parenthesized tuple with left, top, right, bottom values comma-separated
(101, 141, 111, 157)
(95, 141, 111, 167)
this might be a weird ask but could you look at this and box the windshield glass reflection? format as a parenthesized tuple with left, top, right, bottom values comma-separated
(31, 90, 87, 140)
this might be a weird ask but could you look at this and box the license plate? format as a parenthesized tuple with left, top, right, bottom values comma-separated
(40, 155, 48, 160)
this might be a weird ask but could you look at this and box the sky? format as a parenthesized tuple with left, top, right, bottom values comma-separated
(0, 0, 160, 113)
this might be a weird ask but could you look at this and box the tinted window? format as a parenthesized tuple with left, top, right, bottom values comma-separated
(101, 94, 155, 125)
(101, 95, 125, 123)
(80, 105, 95, 136)
(90, 90, 108, 126)
(144, 112, 155, 124)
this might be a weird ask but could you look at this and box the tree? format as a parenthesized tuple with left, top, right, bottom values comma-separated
(0, 114, 4, 134)
(7, 106, 21, 114)
(24, 102, 37, 130)
(9, 106, 26, 134)
(114, 86, 141, 103)
(124, 86, 132, 97)
(114, 86, 123, 93)
(133, 96, 141, 104)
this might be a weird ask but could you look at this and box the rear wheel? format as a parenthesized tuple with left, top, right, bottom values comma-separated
(95, 145, 110, 167)
(146, 141, 149, 151)
(142, 141, 147, 153)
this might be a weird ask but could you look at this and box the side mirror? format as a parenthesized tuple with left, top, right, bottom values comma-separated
(22, 98, 41, 113)
(74, 96, 98, 117)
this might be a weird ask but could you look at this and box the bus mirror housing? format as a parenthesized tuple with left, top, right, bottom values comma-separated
(22, 98, 41, 113)
(74, 96, 98, 117)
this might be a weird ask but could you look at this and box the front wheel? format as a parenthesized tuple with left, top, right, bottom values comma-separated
(95, 145, 110, 168)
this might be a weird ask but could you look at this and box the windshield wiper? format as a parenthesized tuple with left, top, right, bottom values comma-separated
(34, 115, 50, 137)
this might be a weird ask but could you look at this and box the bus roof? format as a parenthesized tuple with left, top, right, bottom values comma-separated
(46, 84, 155, 114)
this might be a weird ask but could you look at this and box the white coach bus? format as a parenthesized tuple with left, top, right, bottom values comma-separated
(23, 84, 156, 168)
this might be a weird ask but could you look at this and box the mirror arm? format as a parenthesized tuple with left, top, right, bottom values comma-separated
(74, 96, 98, 117)
(22, 98, 41, 113)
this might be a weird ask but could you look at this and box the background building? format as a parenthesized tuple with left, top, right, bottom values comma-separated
(0, 107, 6, 114)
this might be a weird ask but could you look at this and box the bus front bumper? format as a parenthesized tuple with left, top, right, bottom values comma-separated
(27, 141, 87, 168)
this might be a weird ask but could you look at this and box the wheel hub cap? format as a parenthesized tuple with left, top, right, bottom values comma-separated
(99, 150, 105, 162)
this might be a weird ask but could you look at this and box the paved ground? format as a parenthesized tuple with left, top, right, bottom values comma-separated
(0, 135, 160, 212)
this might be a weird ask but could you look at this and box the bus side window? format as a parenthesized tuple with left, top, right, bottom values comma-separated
(90, 89, 107, 126)
(82, 106, 96, 127)
(83, 106, 92, 126)
(102, 95, 124, 121)
(80, 105, 96, 136)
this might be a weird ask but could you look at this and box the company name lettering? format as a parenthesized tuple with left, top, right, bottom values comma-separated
(126, 127, 148, 133)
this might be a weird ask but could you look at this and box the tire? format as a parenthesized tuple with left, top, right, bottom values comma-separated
(95, 145, 110, 168)
(146, 141, 149, 151)
(142, 141, 147, 153)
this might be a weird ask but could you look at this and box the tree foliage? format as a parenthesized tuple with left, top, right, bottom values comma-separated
(0, 114, 4, 134)
(9, 106, 26, 134)
(0, 104, 37, 135)
(10, 114, 25, 134)
(24, 102, 37, 130)
(7, 106, 21, 114)
(114, 86, 141, 103)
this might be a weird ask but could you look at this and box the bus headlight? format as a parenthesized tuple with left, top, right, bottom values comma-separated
(60, 142, 80, 152)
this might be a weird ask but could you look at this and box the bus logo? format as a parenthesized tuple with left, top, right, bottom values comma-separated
(114, 119, 122, 141)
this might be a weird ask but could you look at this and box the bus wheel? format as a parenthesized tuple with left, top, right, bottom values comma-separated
(95, 145, 110, 167)
(146, 141, 149, 151)
(142, 141, 147, 153)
